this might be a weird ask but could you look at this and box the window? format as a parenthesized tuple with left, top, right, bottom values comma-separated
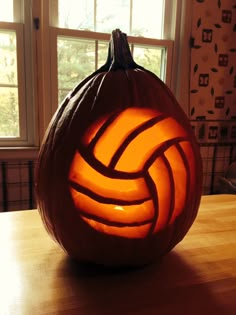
(0, 28, 19, 137)
(49, 0, 173, 106)
(0, 0, 190, 152)
(0, 0, 35, 147)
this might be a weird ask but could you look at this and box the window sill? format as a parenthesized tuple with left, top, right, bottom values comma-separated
(0, 147, 39, 160)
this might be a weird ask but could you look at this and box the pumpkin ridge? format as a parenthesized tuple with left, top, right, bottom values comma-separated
(165, 143, 189, 225)
(50, 73, 106, 149)
(171, 143, 200, 245)
(89, 72, 111, 114)
(70, 73, 105, 117)
(127, 69, 154, 108)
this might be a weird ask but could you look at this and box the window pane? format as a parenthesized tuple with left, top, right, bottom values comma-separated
(0, 31, 19, 137)
(0, 31, 18, 85)
(57, 39, 165, 104)
(132, 0, 164, 38)
(58, 0, 94, 30)
(97, 41, 109, 69)
(133, 45, 163, 78)
(96, 0, 129, 33)
(57, 36, 96, 103)
(0, 0, 14, 22)
(0, 87, 19, 137)
(57, 0, 164, 38)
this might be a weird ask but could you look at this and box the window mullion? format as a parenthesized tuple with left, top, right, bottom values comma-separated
(33, 0, 54, 142)
(13, 0, 24, 22)
(163, 0, 178, 40)
(94, 0, 96, 32)
(129, 0, 133, 35)
(50, 0, 58, 26)
(130, 43, 134, 56)
(95, 40, 98, 70)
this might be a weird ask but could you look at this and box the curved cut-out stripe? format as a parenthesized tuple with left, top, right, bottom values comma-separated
(69, 180, 150, 206)
(78, 146, 143, 179)
(169, 141, 191, 243)
(143, 137, 189, 171)
(113, 118, 188, 172)
(87, 107, 164, 168)
(69, 150, 150, 202)
(70, 187, 155, 226)
(161, 154, 175, 224)
(81, 216, 152, 239)
(164, 143, 188, 225)
(148, 154, 175, 233)
(80, 210, 153, 227)
(172, 141, 197, 244)
(144, 172, 159, 235)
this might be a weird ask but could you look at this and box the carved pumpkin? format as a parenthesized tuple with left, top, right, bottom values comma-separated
(36, 29, 202, 267)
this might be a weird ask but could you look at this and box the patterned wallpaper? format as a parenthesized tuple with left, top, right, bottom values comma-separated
(190, 0, 236, 144)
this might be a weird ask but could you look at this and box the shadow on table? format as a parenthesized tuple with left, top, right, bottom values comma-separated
(54, 251, 232, 315)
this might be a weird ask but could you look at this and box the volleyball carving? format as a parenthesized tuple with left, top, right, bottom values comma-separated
(36, 29, 202, 267)
(69, 107, 195, 239)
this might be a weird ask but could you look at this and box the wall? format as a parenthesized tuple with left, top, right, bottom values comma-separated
(190, 0, 236, 193)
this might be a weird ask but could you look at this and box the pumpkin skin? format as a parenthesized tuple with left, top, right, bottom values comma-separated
(36, 29, 202, 267)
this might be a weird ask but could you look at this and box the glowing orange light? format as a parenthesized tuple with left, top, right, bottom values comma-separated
(68, 107, 196, 239)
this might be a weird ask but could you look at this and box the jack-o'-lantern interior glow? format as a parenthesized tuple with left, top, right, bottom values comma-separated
(36, 29, 202, 267)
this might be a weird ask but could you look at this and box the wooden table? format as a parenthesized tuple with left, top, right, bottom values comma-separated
(0, 194, 235, 315)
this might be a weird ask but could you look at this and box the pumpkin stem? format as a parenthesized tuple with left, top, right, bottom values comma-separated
(108, 29, 140, 70)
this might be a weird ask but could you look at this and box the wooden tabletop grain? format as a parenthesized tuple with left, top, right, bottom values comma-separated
(0, 194, 235, 315)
